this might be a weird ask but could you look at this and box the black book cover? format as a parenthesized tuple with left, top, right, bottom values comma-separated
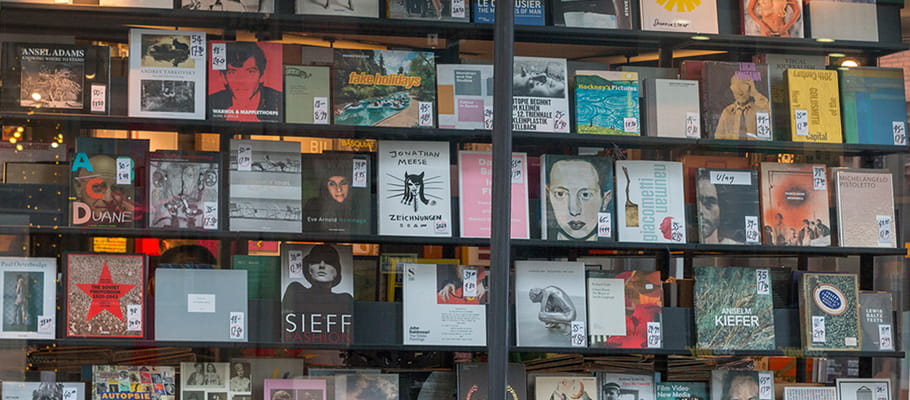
(456, 363, 527, 400)
(301, 152, 373, 235)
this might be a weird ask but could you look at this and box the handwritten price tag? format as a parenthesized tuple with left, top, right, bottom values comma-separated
(709, 170, 751, 185)
(794, 109, 809, 136)
(353, 158, 368, 188)
(127, 304, 142, 331)
(812, 166, 826, 191)
(237, 144, 252, 171)
(745, 216, 760, 244)
(877, 215, 892, 245)
(483, 106, 493, 130)
(570, 321, 586, 347)
(462, 268, 478, 297)
(451, 0, 466, 18)
(211, 43, 226, 70)
(288, 250, 304, 278)
(313, 97, 329, 124)
(758, 372, 773, 400)
(229, 312, 244, 340)
(756, 269, 770, 295)
(624, 117, 639, 133)
(511, 157, 524, 184)
(190, 33, 206, 59)
(812, 315, 826, 343)
(62, 387, 77, 400)
(203, 201, 218, 230)
(669, 218, 684, 242)
(646, 321, 661, 348)
(37, 315, 54, 334)
(893, 121, 906, 145)
(876, 387, 888, 400)
(91, 84, 106, 113)
(597, 212, 611, 239)
(116, 157, 132, 185)
(878, 324, 894, 350)
(418, 102, 433, 127)
(685, 112, 700, 138)
(756, 112, 771, 140)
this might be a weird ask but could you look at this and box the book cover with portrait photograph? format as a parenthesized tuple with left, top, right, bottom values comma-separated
(208, 41, 283, 122)
(702, 61, 772, 141)
(0, 257, 56, 339)
(280, 243, 353, 345)
(695, 168, 760, 245)
(181, 362, 251, 400)
(301, 152, 373, 235)
(710, 371, 773, 400)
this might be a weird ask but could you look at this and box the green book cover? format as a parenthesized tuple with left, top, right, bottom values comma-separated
(694, 266, 775, 350)
(232, 255, 279, 300)
(800, 273, 861, 351)
(285, 65, 331, 124)
(657, 382, 707, 400)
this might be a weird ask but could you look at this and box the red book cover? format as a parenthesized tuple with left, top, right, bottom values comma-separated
(65, 253, 147, 338)
(760, 162, 832, 246)
(208, 41, 283, 122)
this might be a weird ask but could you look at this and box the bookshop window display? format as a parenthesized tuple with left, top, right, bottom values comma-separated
(0, 0, 909, 397)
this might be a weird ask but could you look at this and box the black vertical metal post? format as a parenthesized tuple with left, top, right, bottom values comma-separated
(489, 0, 514, 398)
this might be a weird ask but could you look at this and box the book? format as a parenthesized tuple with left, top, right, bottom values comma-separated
(280, 243, 354, 344)
(702, 62, 772, 140)
(97, 0, 173, 7)
(436, 64, 494, 130)
(799, 273, 860, 351)
(71, 137, 149, 228)
(514, 260, 587, 347)
(656, 382, 707, 400)
(838, 67, 908, 145)
(589, 270, 662, 349)
(785, 69, 842, 143)
(181, 0, 274, 12)
(680, 155, 751, 204)
(0, 183, 66, 227)
(753, 53, 827, 139)
(695, 168, 761, 244)
(296, 0, 379, 17)
(638, 0, 718, 33)
(512, 57, 570, 133)
(208, 41, 283, 122)
(456, 363, 527, 400)
(154, 269, 249, 342)
(65, 253, 146, 338)
(3, 382, 84, 400)
(263, 379, 326, 400)
(858, 291, 895, 351)
(597, 373, 656, 400)
(540, 154, 614, 241)
(92, 365, 176, 400)
(833, 169, 895, 248)
(552, 0, 632, 28)
(333, 374, 398, 399)
(534, 376, 598, 400)
(473, 0, 545, 24)
(835, 379, 891, 400)
(742, 0, 803, 37)
(643, 79, 701, 139)
(399, 371, 455, 400)
(615, 160, 686, 243)
(575, 70, 640, 135)
(232, 255, 280, 300)
(710, 371, 773, 400)
(181, 362, 251, 400)
(387, 0, 470, 21)
(232, 359, 305, 400)
(228, 139, 302, 233)
(301, 152, 373, 235)
(377, 140, 452, 237)
(0, 257, 56, 339)
(128, 29, 207, 120)
(808, 0, 878, 42)
(759, 162, 832, 246)
(1, 42, 110, 114)
(285, 66, 331, 124)
(333, 49, 436, 128)
(694, 266, 775, 350)
(783, 387, 836, 400)
(458, 151, 530, 239)
(148, 150, 220, 230)
(402, 263, 487, 346)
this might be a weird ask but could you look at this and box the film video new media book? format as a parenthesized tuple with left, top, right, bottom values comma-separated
(833, 169, 896, 248)
(786, 69, 843, 143)
(702, 61, 772, 141)
(694, 266, 775, 350)
(0, 257, 56, 339)
(128, 29, 207, 120)
(377, 140, 452, 237)
(3, 382, 84, 400)
(760, 162, 832, 246)
(229, 139, 302, 233)
(436, 64, 494, 130)
(552, 0, 632, 28)
(695, 168, 761, 245)
(656, 382, 707, 400)
(540, 154, 614, 242)
(456, 363, 527, 400)
(301, 152, 373, 235)
(403, 263, 488, 346)
(514, 260, 587, 348)
(92, 365, 175, 400)
(65, 253, 146, 338)
(615, 160, 686, 243)
(208, 41, 283, 122)
(70, 137, 150, 229)
(280, 243, 354, 345)
(799, 273, 861, 351)
(588, 270, 662, 349)
(512, 57, 570, 133)
(459, 151, 530, 239)
(155, 269, 248, 342)
(838, 67, 908, 146)
(148, 150, 220, 231)
(181, 362, 251, 400)
(574, 70, 640, 135)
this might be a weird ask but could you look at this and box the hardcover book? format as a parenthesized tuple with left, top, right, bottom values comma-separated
(98, 0, 173, 7)
(835, 379, 891, 400)
(786, 69, 842, 143)
(534, 376, 598, 400)
(742, 0, 803, 37)
(0, 257, 56, 339)
(92, 365, 176, 400)
(710, 371, 774, 400)
(208, 41, 283, 122)
(333, 374, 399, 399)
(833, 169, 895, 248)
(643, 79, 701, 139)
(552, 0, 632, 28)
(656, 382, 707, 400)
(458, 151, 530, 239)
(233, 359, 305, 400)
(377, 140, 452, 237)
(128, 29, 207, 120)
(513, 57, 570, 133)
(65, 253, 146, 338)
(280, 243, 354, 344)
(615, 160, 686, 243)
(638, 0, 718, 33)
(696, 168, 761, 244)
(575, 70, 640, 135)
(285, 65, 331, 124)
(263, 379, 325, 400)
(0, 183, 66, 227)
(333, 49, 436, 128)
(436, 64, 494, 130)
(148, 150, 220, 230)
(399, 371, 456, 400)
(799, 273, 860, 351)
(296, 0, 380, 17)
(181, 0, 275, 12)
(228, 139, 302, 233)
(540, 154, 613, 241)
(858, 291, 895, 351)
(783, 387, 836, 400)
(456, 363, 527, 400)
(3, 382, 84, 400)
(1, 43, 110, 114)
(808, 0, 878, 42)
(680, 155, 751, 204)
(301, 152, 373, 235)
(597, 373, 655, 400)
(838, 67, 908, 145)
(70, 137, 149, 228)
(181, 362, 251, 400)
(402, 263, 487, 346)
(702, 61, 772, 140)
(155, 269, 249, 342)
(753, 53, 827, 139)
(473, 0, 545, 24)
(387, 0, 470, 21)
(759, 163, 832, 246)
(694, 266, 775, 350)
(514, 260, 587, 348)
(589, 270, 662, 349)
(232, 255, 280, 301)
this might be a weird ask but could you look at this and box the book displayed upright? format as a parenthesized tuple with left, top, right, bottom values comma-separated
(695, 168, 761, 245)
(552, 0, 632, 28)
(128, 29, 207, 120)
(759, 163, 832, 246)
(836, 379, 891, 400)
(0, 257, 56, 339)
(615, 160, 686, 243)
(280, 243, 354, 344)
(208, 41, 283, 122)
(656, 382, 707, 400)
(228, 139, 302, 233)
(742, 0, 803, 37)
(148, 150, 220, 230)
(65, 253, 146, 338)
(473, 0, 546, 24)
(285, 65, 331, 124)
(301, 152, 373, 235)
(643, 79, 701, 139)
(838, 67, 908, 146)
(694, 266, 776, 350)
(512, 57, 570, 133)
(71, 137, 149, 229)
(181, 362, 251, 400)
(597, 372, 656, 400)
(263, 379, 326, 400)
(181, 0, 275, 11)
(799, 273, 861, 351)
(296, 0, 380, 17)
(638, 0, 718, 33)
(588, 270, 662, 349)
(436, 64, 494, 130)
(233, 359, 305, 400)
(458, 151, 530, 239)
(377, 140, 452, 237)
(833, 169, 895, 248)
(387, 0, 470, 21)
(702, 61, 772, 140)
(514, 260, 587, 347)
(534, 376, 598, 400)
(92, 365, 176, 400)
(754, 53, 827, 139)
(540, 154, 613, 241)
(456, 363, 527, 400)
(2, 382, 84, 400)
(710, 370, 774, 400)
(333, 374, 399, 399)
(859, 291, 895, 351)
(575, 70, 640, 135)
(98, 0, 173, 7)
(154, 269, 249, 342)
(402, 263, 487, 346)
(808, 0, 878, 42)
(786, 69, 842, 143)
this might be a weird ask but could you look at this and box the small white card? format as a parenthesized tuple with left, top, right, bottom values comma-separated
(624, 117, 640, 133)
(893, 121, 906, 145)
(187, 293, 216, 313)
(484, 106, 494, 130)
(794, 109, 809, 136)
(511, 157, 524, 184)
(877, 215, 893, 245)
(229, 311, 244, 340)
(62, 388, 77, 400)
(418, 102, 433, 127)
(755, 269, 770, 295)
(878, 324, 894, 350)
(646, 321, 661, 348)
(203, 201, 218, 230)
(758, 372, 773, 400)
(237, 144, 252, 171)
(570, 321, 586, 347)
(462, 268, 478, 297)
(745, 216, 760, 244)
(812, 315, 826, 343)
(127, 304, 142, 331)
(37, 315, 54, 334)
(116, 157, 132, 185)
(91, 84, 106, 113)
(597, 212, 612, 238)
(211, 43, 226, 70)
(189, 33, 206, 59)
(813, 166, 827, 191)
(288, 250, 304, 278)
(755, 112, 771, 140)
(313, 97, 329, 124)
(709, 170, 751, 185)
(685, 112, 700, 138)
(353, 158, 368, 188)
(451, 0, 466, 18)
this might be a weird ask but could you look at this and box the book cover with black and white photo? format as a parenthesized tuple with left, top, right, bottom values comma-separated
(552, 0, 631, 28)
(377, 140, 452, 237)
(148, 150, 220, 231)
(181, 362, 251, 400)
(128, 29, 207, 120)
(403, 263, 487, 346)
(596, 373, 656, 400)
(514, 260, 587, 348)
(696, 169, 761, 245)
(3, 382, 84, 400)
(0, 257, 56, 339)
(229, 139, 302, 233)
(513, 57, 570, 133)
(710, 371, 774, 400)
(280, 243, 354, 345)
(181, 0, 275, 12)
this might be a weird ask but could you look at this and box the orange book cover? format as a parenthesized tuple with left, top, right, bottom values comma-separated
(760, 162, 831, 246)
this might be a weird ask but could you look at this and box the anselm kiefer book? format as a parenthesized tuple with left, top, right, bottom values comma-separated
(70, 137, 149, 228)
(280, 243, 354, 344)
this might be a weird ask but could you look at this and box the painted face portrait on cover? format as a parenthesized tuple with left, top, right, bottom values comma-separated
(545, 158, 613, 241)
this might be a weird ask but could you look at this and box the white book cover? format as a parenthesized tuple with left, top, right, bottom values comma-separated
(437, 64, 494, 130)
(784, 387, 837, 400)
(615, 160, 686, 243)
(296, 0, 379, 17)
(181, 362, 251, 400)
(3, 382, 84, 400)
(586, 276, 626, 341)
(402, 263, 487, 346)
(228, 139, 302, 233)
(514, 260, 587, 348)
(534, 376, 599, 400)
(836, 379, 890, 400)
(639, 0, 718, 33)
(513, 57, 570, 133)
(644, 79, 701, 138)
(597, 372, 656, 400)
(154, 269, 248, 342)
(808, 0, 878, 42)
(128, 29, 207, 120)
(99, 0, 173, 7)
(0, 257, 56, 339)
(377, 140, 452, 237)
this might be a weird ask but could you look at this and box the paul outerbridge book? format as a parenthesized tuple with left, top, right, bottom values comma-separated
(0, 257, 57, 339)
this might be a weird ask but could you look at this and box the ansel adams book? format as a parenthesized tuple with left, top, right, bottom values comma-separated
(229, 139, 302, 233)
(615, 160, 686, 243)
(0, 257, 56, 339)
(694, 266, 775, 350)
(148, 151, 220, 231)
(403, 263, 487, 346)
(71, 137, 149, 229)
(833, 169, 895, 248)
(512, 57, 570, 133)
(128, 29, 207, 120)
(436, 64, 494, 130)
(514, 260, 587, 348)
(301, 153, 373, 235)
(377, 140, 452, 237)
(281, 243, 354, 345)
(760, 163, 831, 246)
(208, 41, 283, 122)
(540, 154, 613, 241)
(459, 151, 530, 239)
(65, 253, 146, 338)
(799, 273, 860, 351)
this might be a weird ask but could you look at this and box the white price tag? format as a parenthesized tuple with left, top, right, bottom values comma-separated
(91, 84, 106, 113)
(462, 268, 478, 297)
(511, 157, 524, 184)
(288, 250, 304, 278)
(418, 102, 433, 127)
(187, 294, 216, 313)
(211, 43, 226, 70)
(758, 372, 773, 400)
(451, 0, 466, 18)
(116, 157, 132, 185)
(203, 201, 218, 230)
(353, 159, 368, 188)
(483, 106, 493, 130)
(189, 33, 206, 59)
(812, 315, 826, 343)
(669, 217, 684, 242)
(876, 389, 888, 400)
(794, 109, 809, 136)
(756, 112, 771, 140)
(878, 324, 894, 350)
(646, 321, 661, 348)
(570, 321, 586, 347)
(877, 215, 892, 245)
(845, 337, 857, 347)
(62, 387, 77, 400)
(685, 112, 700, 138)
(229, 311, 244, 340)
(127, 304, 142, 332)
(892, 121, 906, 145)
(745, 216, 760, 244)
(756, 269, 770, 295)
(812, 166, 826, 191)
(37, 315, 54, 334)
(709, 170, 751, 185)
(597, 212, 612, 239)
(313, 97, 329, 124)
(237, 144, 252, 171)
(623, 117, 640, 133)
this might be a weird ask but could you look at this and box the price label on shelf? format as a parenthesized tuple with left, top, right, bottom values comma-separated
(646, 321, 661, 348)
(597, 212, 611, 239)
(237, 144, 252, 171)
(37, 315, 54, 334)
(462, 268, 478, 297)
(313, 97, 329, 124)
(755, 112, 771, 140)
(127, 304, 142, 331)
(288, 250, 304, 278)
(353, 158, 368, 188)
(794, 109, 809, 136)
(685, 112, 700, 138)
(878, 324, 894, 350)
(669, 218, 684, 242)
(116, 157, 132, 185)
(756, 268, 770, 295)
(745, 216, 760, 244)
(230, 312, 244, 340)
(877, 215, 893, 245)
(570, 321, 586, 347)
(418, 102, 433, 127)
(623, 117, 639, 133)
(893, 121, 906, 145)
(190, 33, 206, 59)
(812, 166, 826, 191)
(211, 43, 226, 70)
(758, 372, 773, 400)
(91, 84, 106, 113)
(451, 0, 466, 18)
(710, 170, 751, 185)
(203, 201, 218, 230)
(812, 316, 826, 343)
(875, 387, 888, 400)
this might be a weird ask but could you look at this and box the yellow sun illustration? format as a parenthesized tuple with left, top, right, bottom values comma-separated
(656, 0, 702, 12)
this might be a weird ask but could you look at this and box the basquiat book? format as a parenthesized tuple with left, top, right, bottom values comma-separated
(552, 0, 632, 28)
(65, 253, 146, 338)
(540, 154, 614, 241)
(228, 139, 302, 233)
(838, 67, 908, 146)
(402, 263, 487, 346)
(512, 57, 570, 133)
(91, 365, 175, 400)
(0, 257, 56, 339)
(588, 270, 662, 349)
(759, 163, 831, 246)
(575, 70, 640, 135)
(695, 168, 761, 244)
(799, 273, 860, 351)
(436, 64, 494, 130)
(208, 41, 283, 122)
(128, 29, 207, 120)
(148, 151, 220, 230)
(833, 169, 895, 248)
(280, 243, 354, 344)
(742, 0, 803, 37)
(71, 137, 149, 228)
(301, 152, 373, 235)
(458, 151, 530, 239)
(694, 266, 775, 350)
(377, 140, 452, 237)
(514, 260, 587, 348)
(786, 69, 842, 143)
(615, 160, 686, 243)
(702, 61, 772, 140)
(285, 65, 332, 124)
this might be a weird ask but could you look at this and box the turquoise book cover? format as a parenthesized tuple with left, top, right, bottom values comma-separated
(575, 70, 640, 135)
(839, 67, 907, 145)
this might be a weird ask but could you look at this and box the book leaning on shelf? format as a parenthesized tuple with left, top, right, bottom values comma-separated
(128, 28, 207, 120)
(71, 137, 150, 228)
(65, 252, 147, 338)
(208, 41, 284, 123)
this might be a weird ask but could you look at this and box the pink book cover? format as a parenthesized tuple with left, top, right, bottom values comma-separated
(263, 379, 326, 400)
(457, 151, 530, 239)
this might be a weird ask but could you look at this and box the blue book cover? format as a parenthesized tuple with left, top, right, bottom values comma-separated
(575, 70, 640, 135)
(473, 0, 545, 25)
(839, 67, 907, 145)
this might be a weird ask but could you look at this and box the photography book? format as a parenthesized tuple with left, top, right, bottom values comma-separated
(0, 257, 57, 339)
(280, 243, 354, 345)
(128, 28, 207, 120)
(228, 139, 302, 233)
(71, 137, 149, 229)
(65, 253, 146, 338)
(702, 61, 772, 141)
(759, 162, 831, 246)
(154, 269, 249, 342)
(695, 168, 761, 245)
(148, 150, 220, 231)
(301, 152, 373, 235)
(208, 41, 284, 122)
(514, 260, 587, 348)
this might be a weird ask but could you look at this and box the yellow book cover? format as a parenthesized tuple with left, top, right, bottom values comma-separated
(786, 69, 843, 143)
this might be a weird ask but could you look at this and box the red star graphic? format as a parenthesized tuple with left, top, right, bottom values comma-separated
(75, 262, 135, 322)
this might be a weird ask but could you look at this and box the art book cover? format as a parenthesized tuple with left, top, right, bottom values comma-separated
(643, 79, 701, 139)
(514, 260, 587, 348)
(656, 382, 707, 400)
(285, 66, 331, 124)
(0, 257, 56, 339)
(456, 363, 527, 400)
(228, 139, 302, 233)
(92, 365, 176, 400)
(742, 0, 803, 37)
(575, 70, 640, 135)
(552, 0, 632, 28)
(694, 266, 775, 350)
(333, 49, 436, 128)
(65, 253, 146, 338)
(786, 69, 842, 143)
(783, 387, 836, 400)
(233, 359, 305, 400)
(615, 160, 686, 243)
(589, 270, 662, 349)
(296, 0, 379, 17)
(208, 41, 283, 122)
(1, 42, 110, 114)
(387, 0, 470, 21)
(459, 151, 530, 239)
(696, 169, 761, 245)
(155, 269, 248, 342)
(181, 362, 251, 400)
(540, 155, 613, 241)
(534, 376, 598, 400)
(3, 382, 84, 400)
(859, 291, 895, 351)
(836, 379, 890, 400)
(331, 374, 398, 399)
(181, 0, 275, 12)
(263, 379, 325, 400)
(753, 53, 827, 139)
(808, 0, 878, 42)
(710, 371, 773, 400)
(301, 152, 373, 235)
(436, 64, 494, 130)
(512, 57, 569, 133)
(399, 371, 455, 400)
(71, 137, 149, 228)
(834, 169, 895, 248)
(473, 0, 545, 24)
(402, 263, 487, 346)
(681, 155, 750, 205)
(148, 150, 220, 230)
(838, 67, 908, 145)
(377, 140, 452, 237)
(128, 29, 207, 120)
(638, 0, 718, 33)
(799, 273, 860, 351)
(760, 163, 831, 246)
(702, 62, 772, 140)
(280, 243, 354, 344)
(97, 0, 173, 7)
(596, 373, 655, 400)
